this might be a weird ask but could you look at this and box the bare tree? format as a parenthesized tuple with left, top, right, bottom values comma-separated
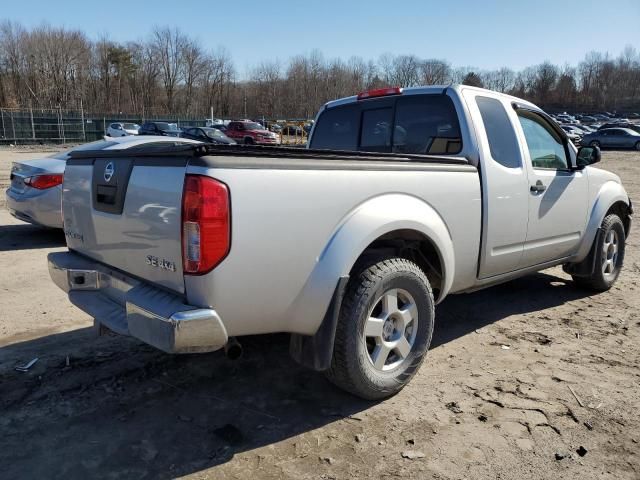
(152, 26, 186, 114)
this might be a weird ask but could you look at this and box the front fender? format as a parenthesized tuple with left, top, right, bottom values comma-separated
(574, 180, 630, 261)
(285, 193, 455, 334)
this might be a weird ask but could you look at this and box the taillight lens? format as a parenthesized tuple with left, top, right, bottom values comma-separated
(182, 175, 230, 274)
(24, 174, 64, 189)
(357, 87, 402, 100)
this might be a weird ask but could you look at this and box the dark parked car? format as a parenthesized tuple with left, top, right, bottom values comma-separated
(180, 127, 236, 145)
(581, 128, 640, 150)
(138, 122, 181, 137)
(598, 123, 640, 134)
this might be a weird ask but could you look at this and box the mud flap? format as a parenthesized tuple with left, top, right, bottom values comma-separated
(289, 276, 349, 371)
(563, 228, 603, 278)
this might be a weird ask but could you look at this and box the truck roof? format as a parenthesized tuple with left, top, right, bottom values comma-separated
(322, 84, 539, 113)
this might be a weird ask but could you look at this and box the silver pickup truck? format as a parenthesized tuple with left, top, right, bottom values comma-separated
(48, 85, 632, 399)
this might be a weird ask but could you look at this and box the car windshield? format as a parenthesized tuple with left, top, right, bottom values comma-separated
(205, 129, 225, 139)
(123, 123, 139, 130)
(244, 122, 264, 130)
(156, 122, 180, 131)
(48, 140, 118, 160)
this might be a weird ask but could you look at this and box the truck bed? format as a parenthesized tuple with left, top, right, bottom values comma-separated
(62, 144, 481, 339)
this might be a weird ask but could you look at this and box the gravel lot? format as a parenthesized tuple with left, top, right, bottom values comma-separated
(0, 147, 638, 479)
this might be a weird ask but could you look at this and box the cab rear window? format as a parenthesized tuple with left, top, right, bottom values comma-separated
(310, 94, 462, 155)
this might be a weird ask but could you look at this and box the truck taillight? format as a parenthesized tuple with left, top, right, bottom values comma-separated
(24, 174, 63, 189)
(182, 175, 230, 275)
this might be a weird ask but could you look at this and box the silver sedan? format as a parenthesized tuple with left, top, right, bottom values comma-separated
(580, 128, 640, 150)
(5, 136, 202, 229)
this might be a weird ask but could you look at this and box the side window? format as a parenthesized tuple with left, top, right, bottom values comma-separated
(360, 108, 393, 151)
(393, 95, 462, 154)
(517, 111, 569, 170)
(475, 96, 521, 168)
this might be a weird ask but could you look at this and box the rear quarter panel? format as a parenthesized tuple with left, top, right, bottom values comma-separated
(184, 162, 482, 336)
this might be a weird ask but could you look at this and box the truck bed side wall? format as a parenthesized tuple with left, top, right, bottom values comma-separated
(184, 162, 482, 337)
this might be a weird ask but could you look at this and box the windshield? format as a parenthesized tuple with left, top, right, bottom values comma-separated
(156, 122, 180, 131)
(244, 122, 264, 130)
(123, 123, 139, 130)
(48, 140, 118, 160)
(205, 129, 226, 139)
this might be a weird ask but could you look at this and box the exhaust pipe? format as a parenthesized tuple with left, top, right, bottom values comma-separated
(224, 337, 243, 360)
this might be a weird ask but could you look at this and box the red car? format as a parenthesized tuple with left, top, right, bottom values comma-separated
(225, 121, 280, 145)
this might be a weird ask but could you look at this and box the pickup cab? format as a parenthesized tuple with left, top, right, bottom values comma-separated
(48, 85, 632, 399)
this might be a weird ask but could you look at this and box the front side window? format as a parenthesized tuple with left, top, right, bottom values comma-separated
(517, 111, 569, 170)
(475, 96, 521, 168)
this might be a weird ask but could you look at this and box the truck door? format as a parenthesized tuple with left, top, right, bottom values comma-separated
(514, 108, 589, 267)
(464, 92, 530, 278)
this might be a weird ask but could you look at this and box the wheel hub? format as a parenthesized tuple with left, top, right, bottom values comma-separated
(382, 317, 396, 340)
(363, 288, 419, 371)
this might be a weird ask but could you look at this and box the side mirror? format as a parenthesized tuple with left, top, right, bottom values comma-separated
(576, 145, 601, 168)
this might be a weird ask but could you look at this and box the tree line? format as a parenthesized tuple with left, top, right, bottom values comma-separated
(1, 21, 639, 120)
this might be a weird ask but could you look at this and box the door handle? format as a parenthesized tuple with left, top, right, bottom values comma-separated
(530, 180, 546, 193)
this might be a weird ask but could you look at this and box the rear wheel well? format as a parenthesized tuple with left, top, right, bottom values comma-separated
(607, 201, 631, 237)
(351, 229, 444, 300)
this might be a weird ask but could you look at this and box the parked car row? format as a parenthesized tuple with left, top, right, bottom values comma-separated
(548, 111, 640, 150)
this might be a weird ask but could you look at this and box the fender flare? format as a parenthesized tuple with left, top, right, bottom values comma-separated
(574, 180, 630, 262)
(288, 193, 455, 370)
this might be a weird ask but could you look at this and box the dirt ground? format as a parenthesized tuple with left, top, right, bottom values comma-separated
(0, 147, 638, 480)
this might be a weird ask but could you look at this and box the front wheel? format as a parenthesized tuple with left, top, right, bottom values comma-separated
(573, 214, 625, 291)
(590, 140, 600, 148)
(326, 257, 434, 400)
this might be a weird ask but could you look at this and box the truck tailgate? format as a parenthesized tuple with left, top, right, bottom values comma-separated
(62, 155, 187, 294)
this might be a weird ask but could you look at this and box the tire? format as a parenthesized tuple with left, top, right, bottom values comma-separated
(634, 141, 640, 151)
(243, 137, 254, 145)
(326, 257, 435, 400)
(590, 140, 600, 148)
(572, 214, 625, 291)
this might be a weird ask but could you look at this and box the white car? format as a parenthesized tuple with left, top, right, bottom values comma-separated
(106, 122, 140, 137)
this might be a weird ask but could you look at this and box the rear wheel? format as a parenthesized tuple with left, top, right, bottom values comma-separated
(326, 257, 434, 400)
(244, 137, 254, 145)
(572, 214, 625, 291)
(634, 141, 640, 151)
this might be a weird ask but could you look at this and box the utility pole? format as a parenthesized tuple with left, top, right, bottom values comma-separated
(80, 98, 86, 141)
(30, 106, 35, 140)
(243, 91, 247, 119)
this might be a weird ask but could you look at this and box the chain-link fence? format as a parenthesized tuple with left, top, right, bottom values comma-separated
(0, 107, 208, 145)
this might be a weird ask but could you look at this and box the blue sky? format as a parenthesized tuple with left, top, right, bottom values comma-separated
(4, 0, 639, 76)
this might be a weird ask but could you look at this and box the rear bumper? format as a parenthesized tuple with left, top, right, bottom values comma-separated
(48, 251, 228, 353)
(5, 187, 63, 229)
